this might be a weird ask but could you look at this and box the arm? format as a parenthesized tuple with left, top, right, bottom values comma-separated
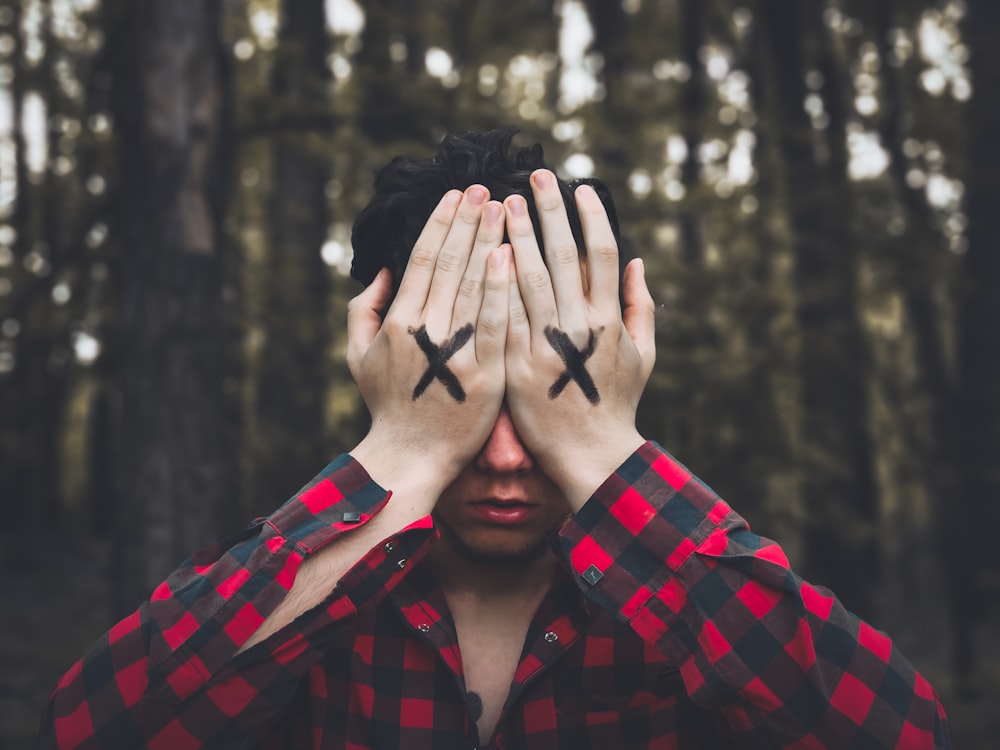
(559, 442, 952, 748)
(43, 186, 512, 748)
(502, 170, 951, 748)
(42, 456, 436, 749)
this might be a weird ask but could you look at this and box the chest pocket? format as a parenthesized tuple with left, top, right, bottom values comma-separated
(553, 669, 685, 750)
(547, 629, 696, 749)
(556, 662, 682, 712)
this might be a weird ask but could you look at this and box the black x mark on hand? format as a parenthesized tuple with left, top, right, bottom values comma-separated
(410, 324, 475, 402)
(544, 326, 601, 405)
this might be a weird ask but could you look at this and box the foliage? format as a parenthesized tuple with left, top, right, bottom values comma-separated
(0, 0, 997, 746)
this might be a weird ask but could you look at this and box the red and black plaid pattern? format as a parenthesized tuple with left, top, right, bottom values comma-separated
(43, 444, 951, 748)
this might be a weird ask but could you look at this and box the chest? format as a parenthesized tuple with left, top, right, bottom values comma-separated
(454, 620, 531, 741)
(272, 604, 722, 750)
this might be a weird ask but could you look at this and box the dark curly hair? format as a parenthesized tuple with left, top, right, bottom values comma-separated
(350, 128, 624, 292)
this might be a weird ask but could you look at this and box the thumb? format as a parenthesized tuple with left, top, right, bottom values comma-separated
(347, 268, 393, 366)
(622, 258, 655, 371)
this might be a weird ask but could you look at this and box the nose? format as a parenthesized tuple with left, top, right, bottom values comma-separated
(477, 404, 534, 474)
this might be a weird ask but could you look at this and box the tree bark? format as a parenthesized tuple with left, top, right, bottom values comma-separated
(957, 0, 1000, 689)
(859, 0, 975, 687)
(678, 0, 705, 264)
(757, 0, 880, 619)
(107, 0, 235, 614)
(250, 0, 332, 513)
(5, 0, 66, 560)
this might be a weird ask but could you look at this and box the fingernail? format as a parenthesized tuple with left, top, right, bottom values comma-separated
(507, 196, 527, 216)
(575, 183, 597, 202)
(467, 185, 488, 205)
(484, 202, 502, 222)
(533, 170, 554, 190)
(444, 190, 462, 208)
(491, 244, 510, 268)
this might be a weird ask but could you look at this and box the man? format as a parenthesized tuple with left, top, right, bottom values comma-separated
(43, 129, 951, 748)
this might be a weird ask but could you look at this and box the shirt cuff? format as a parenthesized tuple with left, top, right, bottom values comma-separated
(265, 453, 393, 553)
(558, 441, 735, 622)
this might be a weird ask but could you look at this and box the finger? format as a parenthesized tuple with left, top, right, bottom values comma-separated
(575, 183, 621, 316)
(425, 185, 491, 331)
(346, 267, 392, 373)
(504, 194, 556, 334)
(475, 244, 511, 364)
(622, 258, 656, 373)
(507, 257, 530, 358)
(390, 189, 463, 321)
(530, 169, 586, 327)
(452, 199, 504, 331)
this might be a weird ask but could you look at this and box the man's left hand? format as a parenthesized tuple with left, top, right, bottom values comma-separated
(503, 170, 656, 509)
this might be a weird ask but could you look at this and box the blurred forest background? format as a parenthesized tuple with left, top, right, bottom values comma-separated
(0, 0, 998, 746)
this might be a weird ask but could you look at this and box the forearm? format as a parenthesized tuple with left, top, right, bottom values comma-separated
(239, 478, 437, 652)
(43, 453, 439, 747)
(560, 441, 951, 748)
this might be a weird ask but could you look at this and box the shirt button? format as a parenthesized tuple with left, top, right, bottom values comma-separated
(396, 558, 407, 569)
(581, 564, 604, 585)
(383, 540, 397, 554)
(341, 511, 361, 524)
(418, 623, 430, 632)
(543, 631, 559, 643)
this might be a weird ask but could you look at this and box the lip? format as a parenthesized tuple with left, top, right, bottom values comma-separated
(469, 499, 537, 526)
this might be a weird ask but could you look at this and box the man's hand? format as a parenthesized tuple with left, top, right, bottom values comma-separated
(504, 170, 655, 509)
(348, 186, 511, 505)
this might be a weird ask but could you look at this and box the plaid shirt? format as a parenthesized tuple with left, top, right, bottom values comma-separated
(43, 442, 951, 748)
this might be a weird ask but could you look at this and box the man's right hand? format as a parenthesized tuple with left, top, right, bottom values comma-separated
(347, 186, 510, 507)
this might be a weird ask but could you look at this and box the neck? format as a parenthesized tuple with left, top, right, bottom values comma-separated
(426, 538, 558, 605)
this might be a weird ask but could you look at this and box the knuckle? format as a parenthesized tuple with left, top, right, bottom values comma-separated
(483, 275, 505, 294)
(537, 195, 565, 214)
(409, 244, 437, 268)
(380, 315, 410, 337)
(459, 277, 482, 298)
(476, 223, 502, 244)
(509, 303, 528, 327)
(436, 251, 463, 273)
(549, 242, 580, 266)
(594, 241, 620, 263)
(477, 315, 502, 338)
(508, 217, 535, 238)
(456, 209, 480, 227)
(525, 270, 550, 290)
(430, 210, 454, 229)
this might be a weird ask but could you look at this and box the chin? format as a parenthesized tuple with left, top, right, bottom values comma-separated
(438, 521, 550, 567)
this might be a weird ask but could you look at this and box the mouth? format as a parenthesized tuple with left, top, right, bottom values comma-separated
(469, 498, 537, 526)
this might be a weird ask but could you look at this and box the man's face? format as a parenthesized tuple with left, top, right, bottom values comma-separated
(433, 403, 572, 565)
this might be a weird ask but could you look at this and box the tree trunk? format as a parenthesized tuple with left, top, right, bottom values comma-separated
(859, 0, 973, 687)
(4, 0, 66, 564)
(678, 0, 705, 264)
(757, 0, 880, 619)
(107, 0, 235, 615)
(250, 0, 332, 512)
(957, 0, 1000, 690)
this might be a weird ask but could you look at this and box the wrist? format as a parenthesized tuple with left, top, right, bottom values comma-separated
(350, 431, 457, 509)
(546, 429, 646, 511)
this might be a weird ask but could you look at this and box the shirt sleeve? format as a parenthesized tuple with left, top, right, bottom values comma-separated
(41, 454, 436, 749)
(558, 441, 952, 749)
